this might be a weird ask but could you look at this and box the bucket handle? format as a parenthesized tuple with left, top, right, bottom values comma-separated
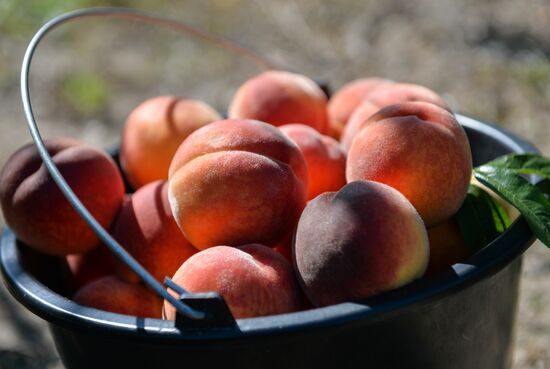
(20, 7, 278, 324)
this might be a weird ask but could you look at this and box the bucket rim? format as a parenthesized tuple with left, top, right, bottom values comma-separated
(0, 114, 539, 340)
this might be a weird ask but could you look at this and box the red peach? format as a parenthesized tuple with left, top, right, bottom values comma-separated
(110, 180, 197, 284)
(347, 102, 472, 226)
(228, 70, 328, 133)
(163, 244, 302, 319)
(0, 138, 125, 255)
(168, 119, 307, 250)
(341, 83, 450, 151)
(73, 275, 162, 318)
(294, 180, 429, 307)
(327, 78, 392, 138)
(280, 124, 346, 200)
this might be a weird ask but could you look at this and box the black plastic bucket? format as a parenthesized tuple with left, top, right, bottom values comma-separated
(0, 114, 539, 369)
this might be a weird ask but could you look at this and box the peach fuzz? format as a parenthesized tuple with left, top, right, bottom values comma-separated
(110, 181, 198, 284)
(425, 218, 470, 277)
(228, 70, 328, 133)
(163, 244, 302, 319)
(364, 82, 450, 111)
(294, 180, 429, 307)
(327, 77, 392, 139)
(0, 138, 125, 255)
(168, 119, 307, 250)
(340, 83, 449, 152)
(73, 275, 162, 318)
(340, 100, 380, 152)
(120, 96, 221, 189)
(347, 101, 472, 227)
(280, 124, 346, 200)
(66, 245, 115, 290)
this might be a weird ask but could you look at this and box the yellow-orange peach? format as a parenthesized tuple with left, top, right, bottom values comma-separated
(73, 275, 162, 318)
(168, 119, 307, 250)
(163, 244, 302, 319)
(120, 96, 221, 189)
(294, 180, 429, 307)
(340, 83, 450, 152)
(280, 124, 346, 200)
(0, 138, 125, 255)
(110, 180, 197, 283)
(327, 78, 392, 139)
(228, 70, 328, 133)
(347, 102, 472, 226)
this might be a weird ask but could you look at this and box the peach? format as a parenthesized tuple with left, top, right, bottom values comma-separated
(163, 244, 302, 319)
(364, 82, 450, 111)
(228, 70, 328, 133)
(73, 275, 162, 318)
(120, 96, 221, 189)
(294, 180, 429, 307)
(0, 138, 125, 255)
(66, 245, 115, 290)
(340, 100, 380, 152)
(327, 77, 392, 138)
(280, 124, 346, 200)
(347, 102, 472, 226)
(340, 82, 450, 151)
(110, 180, 197, 284)
(425, 218, 470, 277)
(168, 119, 307, 250)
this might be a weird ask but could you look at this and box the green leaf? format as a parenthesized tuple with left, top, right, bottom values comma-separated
(474, 165, 550, 247)
(455, 184, 511, 253)
(484, 153, 550, 179)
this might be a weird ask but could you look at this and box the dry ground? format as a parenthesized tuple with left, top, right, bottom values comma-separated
(0, 1, 549, 368)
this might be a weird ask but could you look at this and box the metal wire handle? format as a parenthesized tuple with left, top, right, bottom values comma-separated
(20, 7, 278, 321)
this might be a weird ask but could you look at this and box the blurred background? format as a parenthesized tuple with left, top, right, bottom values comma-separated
(0, 1, 549, 368)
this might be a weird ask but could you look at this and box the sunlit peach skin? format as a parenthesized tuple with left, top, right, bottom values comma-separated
(229, 70, 328, 134)
(168, 119, 307, 250)
(121, 96, 221, 189)
(346, 101, 472, 226)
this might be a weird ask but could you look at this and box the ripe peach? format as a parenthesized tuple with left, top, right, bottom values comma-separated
(110, 180, 197, 284)
(340, 100, 380, 152)
(425, 218, 470, 277)
(364, 82, 450, 111)
(340, 83, 450, 151)
(0, 138, 125, 255)
(228, 70, 328, 133)
(294, 181, 429, 307)
(347, 102, 472, 226)
(66, 245, 114, 290)
(163, 244, 302, 319)
(327, 78, 392, 138)
(168, 119, 307, 250)
(73, 275, 162, 318)
(120, 96, 221, 189)
(280, 124, 346, 200)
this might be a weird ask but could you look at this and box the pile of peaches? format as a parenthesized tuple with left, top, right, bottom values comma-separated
(0, 71, 474, 320)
